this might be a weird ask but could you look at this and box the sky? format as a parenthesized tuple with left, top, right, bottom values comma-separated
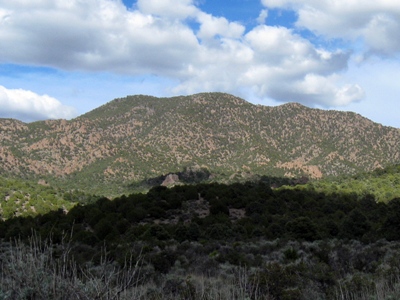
(0, 0, 399, 128)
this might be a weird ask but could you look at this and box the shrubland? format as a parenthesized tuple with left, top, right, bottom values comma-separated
(1, 164, 400, 299)
(0, 176, 99, 220)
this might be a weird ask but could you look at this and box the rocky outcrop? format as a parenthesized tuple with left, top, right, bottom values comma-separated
(161, 174, 180, 186)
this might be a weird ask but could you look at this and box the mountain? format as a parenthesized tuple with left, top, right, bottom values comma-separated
(0, 92, 399, 195)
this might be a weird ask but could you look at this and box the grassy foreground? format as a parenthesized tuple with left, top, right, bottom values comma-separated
(2, 234, 400, 299)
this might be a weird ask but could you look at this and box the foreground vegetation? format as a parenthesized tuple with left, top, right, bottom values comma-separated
(3, 234, 400, 299)
(1, 164, 400, 299)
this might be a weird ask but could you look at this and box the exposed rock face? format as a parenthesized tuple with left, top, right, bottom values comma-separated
(161, 174, 180, 186)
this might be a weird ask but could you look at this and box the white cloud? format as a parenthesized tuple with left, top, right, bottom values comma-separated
(283, 74, 364, 106)
(342, 57, 400, 128)
(0, 0, 366, 111)
(257, 9, 269, 24)
(136, 0, 198, 19)
(363, 14, 400, 56)
(0, 86, 77, 122)
(173, 24, 359, 107)
(196, 12, 245, 42)
(261, 0, 400, 56)
(0, 0, 200, 74)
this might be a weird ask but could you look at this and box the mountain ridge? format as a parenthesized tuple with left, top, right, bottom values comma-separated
(0, 92, 399, 195)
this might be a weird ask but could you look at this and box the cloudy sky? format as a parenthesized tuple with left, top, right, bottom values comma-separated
(0, 0, 399, 127)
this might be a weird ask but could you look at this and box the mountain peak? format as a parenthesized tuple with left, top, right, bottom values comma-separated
(280, 102, 306, 109)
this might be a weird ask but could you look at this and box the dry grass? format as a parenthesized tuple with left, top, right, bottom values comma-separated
(3, 234, 400, 299)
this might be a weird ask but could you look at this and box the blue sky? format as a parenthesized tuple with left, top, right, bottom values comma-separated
(0, 0, 399, 128)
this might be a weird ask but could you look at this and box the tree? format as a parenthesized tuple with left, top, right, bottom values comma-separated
(382, 198, 400, 240)
(205, 223, 232, 239)
(340, 209, 371, 239)
(174, 224, 188, 242)
(94, 218, 118, 240)
(209, 199, 229, 216)
(187, 222, 200, 241)
(285, 217, 319, 241)
(141, 224, 171, 241)
(245, 201, 265, 216)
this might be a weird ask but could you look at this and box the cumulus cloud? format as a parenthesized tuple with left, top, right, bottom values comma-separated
(0, 86, 77, 122)
(173, 24, 356, 107)
(261, 0, 400, 56)
(257, 9, 269, 24)
(0, 0, 200, 74)
(196, 12, 245, 42)
(136, 0, 198, 19)
(267, 74, 364, 106)
(0, 0, 367, 109)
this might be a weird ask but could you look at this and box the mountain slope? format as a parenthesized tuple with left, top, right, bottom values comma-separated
(0, 92, 399, 195)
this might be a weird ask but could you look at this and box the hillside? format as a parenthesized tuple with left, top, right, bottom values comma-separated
(293, 163, 400, 203)
(0, 92, 399, 195)
(0, 176, 97, 220)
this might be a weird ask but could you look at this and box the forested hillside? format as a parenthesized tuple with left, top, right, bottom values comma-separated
(296, 164, 400, 203)
(1, 92, 399, 195)
(0, 176, 97, 220)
